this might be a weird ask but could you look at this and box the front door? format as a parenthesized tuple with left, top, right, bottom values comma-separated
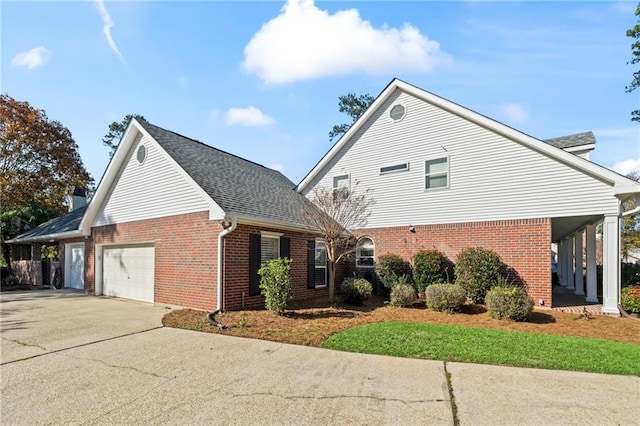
(65, 243, 84, 290)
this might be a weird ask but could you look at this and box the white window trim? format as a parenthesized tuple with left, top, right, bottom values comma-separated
(314, 240, 328, 288)
(333, 174, 350, 190)
(389, 103, 407, 122)
(260, 231, 283, 238)
(380, 162, 410, 175)
(424, 156, 450, 191)
(356, 236, 375, 269)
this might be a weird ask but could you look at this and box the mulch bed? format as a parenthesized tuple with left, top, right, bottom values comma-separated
(162, 295, 640, 347)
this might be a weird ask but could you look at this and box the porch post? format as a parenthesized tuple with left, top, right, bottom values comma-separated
(585, 223, 598, 303)
(602, 214, 620, 315)
(574, 229, 585, 296)
(557, 240, 565, 286)
(565, 235, 575, 290)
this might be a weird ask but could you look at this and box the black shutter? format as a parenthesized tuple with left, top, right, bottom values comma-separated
(280, 237, 290, 259)
(307, 240, 316, 289)
(249, 233, 261, 296)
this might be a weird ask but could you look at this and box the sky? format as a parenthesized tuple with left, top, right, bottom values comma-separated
(3, 0, 640, 186)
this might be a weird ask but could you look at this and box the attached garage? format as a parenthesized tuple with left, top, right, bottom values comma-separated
(103, 244, 155, 303)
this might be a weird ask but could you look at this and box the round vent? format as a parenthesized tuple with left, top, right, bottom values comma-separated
(390, 104, 406, 121)
(136, 145, 147, 164)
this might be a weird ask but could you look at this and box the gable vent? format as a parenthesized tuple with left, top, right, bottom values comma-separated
(390, 104, 406, 121)
(137, 145, 147, 164)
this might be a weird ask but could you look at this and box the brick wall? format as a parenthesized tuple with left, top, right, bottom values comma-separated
(91, 211, 221, 311)
(355, 218, 553, 307)
(223, 224, 328, 311)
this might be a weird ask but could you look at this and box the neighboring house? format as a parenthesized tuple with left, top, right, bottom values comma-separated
(297, 78, 640, 315)
(8, 119, 328, 311)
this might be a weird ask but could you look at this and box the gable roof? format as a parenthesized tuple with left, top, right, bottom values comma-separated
(80, 119, 314, 233)
(296, 78, 640, 197)
(544, 132, 596, 150)
(7, 206, 87, 243)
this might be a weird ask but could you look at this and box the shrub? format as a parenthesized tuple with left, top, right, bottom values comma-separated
(413, 249, 449, 292)
(622, 263, 640, 287)
(2, 275, 19, 288)
(258, 258, 293, 315)
(485, 286, 533, 322)
(621, 285, 640, 314)
(341, 277, 373, 305)
(375, 254, 411, 289)
(424, 283, 467, 313)
(455, 247, 506, 304)
(389, 283, 416, 307)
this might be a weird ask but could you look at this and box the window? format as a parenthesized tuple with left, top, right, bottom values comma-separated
(12, 244, 32, 261)
(136, 145, 147, 164)
(390, 104, 406, 121)
(425, 157, 449, 189)
(333, 174, 349, 190)
(260, 235, 280, 264)
(314, 242, 327, 287)
(356, 237, 375, 268)
(380, 162, 409, 174)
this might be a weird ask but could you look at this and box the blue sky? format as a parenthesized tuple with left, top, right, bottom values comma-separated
(3, 0, 639, 185)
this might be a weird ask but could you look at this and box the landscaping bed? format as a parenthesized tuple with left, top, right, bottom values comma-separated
(163, 295, 640, 346)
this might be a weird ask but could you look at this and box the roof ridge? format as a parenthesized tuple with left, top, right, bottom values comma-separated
(140, 120, 275, 173)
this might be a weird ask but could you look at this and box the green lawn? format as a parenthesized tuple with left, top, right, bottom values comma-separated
(321, 321, 640, 376)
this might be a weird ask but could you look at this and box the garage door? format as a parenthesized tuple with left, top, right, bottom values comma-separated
(103, 245, 154, 303)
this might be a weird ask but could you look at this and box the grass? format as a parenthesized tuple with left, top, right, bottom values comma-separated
(321, 321, 640, 376)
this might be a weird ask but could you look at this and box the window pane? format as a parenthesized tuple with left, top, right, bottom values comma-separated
(261, 237, 279, 263)
(426, 157, 447, 174)
(426, 175, 448, 189)
(333, 175, 349, 189)
(314, 268, 326, 286)
(315, 243, 327, 266)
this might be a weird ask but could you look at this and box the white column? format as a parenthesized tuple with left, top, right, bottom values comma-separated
(602, 214, 620, 314)
(585, 223, 598, 303)
(566, 235, 575, 290)
(557, 241, 565, 286)
(574, 229, 585, 296)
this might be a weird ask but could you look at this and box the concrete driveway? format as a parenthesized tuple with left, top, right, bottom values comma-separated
(1, 290, 638, 425)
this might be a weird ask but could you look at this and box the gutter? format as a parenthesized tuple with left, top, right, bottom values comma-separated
(6, 230, 84, 244)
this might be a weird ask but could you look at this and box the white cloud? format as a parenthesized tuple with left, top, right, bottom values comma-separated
(268, 163, 285, 172)
(94, 0, 125, 62)
(225, 106, 276, 127)
(242, 0, 449, 85)
(610, 158, 640, 176)
(498, 103, 528, 124)
(11, 47, 51, 70)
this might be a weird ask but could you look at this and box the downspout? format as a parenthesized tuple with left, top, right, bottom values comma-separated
(207, 217, 237, 329)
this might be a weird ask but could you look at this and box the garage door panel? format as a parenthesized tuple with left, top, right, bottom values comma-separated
(103, 245, 154, 303)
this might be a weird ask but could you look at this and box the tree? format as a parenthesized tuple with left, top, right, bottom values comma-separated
(0, 94, 93, 214)
(328, 93, 375, 141)
(626, 3, 640, 122)
(622, 170, 640, 259)
(302, 186, 375, 304)
(102, 114, 145, 157)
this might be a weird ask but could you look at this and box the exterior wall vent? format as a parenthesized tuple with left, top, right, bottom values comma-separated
(137, 145, 147, 164)
(390, 104, 406, 121)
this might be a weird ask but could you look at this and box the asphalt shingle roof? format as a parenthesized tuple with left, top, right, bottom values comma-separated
(9, 205, 87, 243)
(543, 131, 596, 150)
(138, 120, 312, 227)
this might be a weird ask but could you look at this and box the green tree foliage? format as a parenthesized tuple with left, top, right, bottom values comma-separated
(258, 258, 293, 315)
(329, 93, 375, 141)
(626, 3, 640, 122)
(102, 114, 146, 157)
(0, 94, 93, 214)
(622, 171, 640, 260)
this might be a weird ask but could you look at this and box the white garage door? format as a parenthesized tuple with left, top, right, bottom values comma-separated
(103, 245, 154, 303)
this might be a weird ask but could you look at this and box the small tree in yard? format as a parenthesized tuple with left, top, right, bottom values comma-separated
(258, 258, 292, 315)
(302, 186, 375, 304)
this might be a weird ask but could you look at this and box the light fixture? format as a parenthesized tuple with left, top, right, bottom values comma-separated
(409, 225, 416, 233)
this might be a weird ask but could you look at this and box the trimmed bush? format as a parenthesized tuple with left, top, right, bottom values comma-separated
(485, 286, 534, 322)
(341, 278, 373, 305)
(622, 263, 640, 287)
(425, 283, 467, 313)
(413, 249, 449, 292)
(455, 247, 506, 304)
(389, 283, 416, 307)
(621, 285, 640, 314)
(258, 258, 293, 315)
(375, 253, 411, 289)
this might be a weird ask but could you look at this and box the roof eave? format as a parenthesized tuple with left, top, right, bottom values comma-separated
(6, 229, 86, 244)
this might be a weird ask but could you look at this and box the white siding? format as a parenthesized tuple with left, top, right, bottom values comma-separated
(94, 133, 222, 226)
(304, 89, 618, 229)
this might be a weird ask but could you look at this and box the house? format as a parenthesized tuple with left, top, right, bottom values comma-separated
(297, 78, 640, 314)
(7, 119, 328, 311)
